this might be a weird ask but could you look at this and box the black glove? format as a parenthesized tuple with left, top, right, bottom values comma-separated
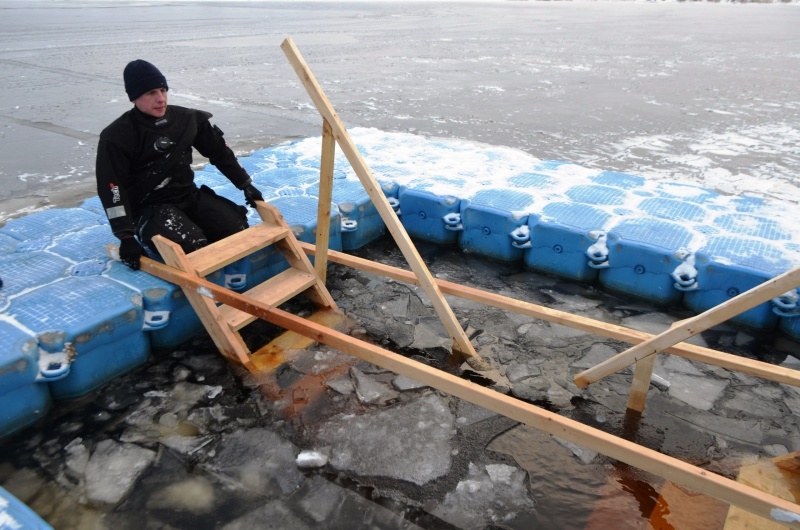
(119, 236, 146, 271)
(242, 183, 264, 208)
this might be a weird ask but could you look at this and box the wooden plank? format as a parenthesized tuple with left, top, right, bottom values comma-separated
(280, 37, 488, 370)
(574, 265, 800, 389)
(187, 223, 288, 276)
(315, 119, 335, 284)
(725, 452, 800, 530)
(296, 241, 800, 389)
(138, 253, 800, 528)
(254, 201, 337, 311)
(249, 309, 347, 372)
(219, 267, 318, 330)
(149, 237, 254, 369)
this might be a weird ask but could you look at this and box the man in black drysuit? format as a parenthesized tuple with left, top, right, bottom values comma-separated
(96, 59, 264, 270)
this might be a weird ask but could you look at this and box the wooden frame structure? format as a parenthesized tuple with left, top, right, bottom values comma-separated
(277, 36, 800, 527)
(151, 200, 337, 373)
(572, 265, 800, 411)
(134, 36, 800, 528)
(280, 38, 490, 372)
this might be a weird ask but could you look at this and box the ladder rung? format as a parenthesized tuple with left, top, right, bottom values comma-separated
(188, 223, 288, 276)
(219, 267, 318, 330)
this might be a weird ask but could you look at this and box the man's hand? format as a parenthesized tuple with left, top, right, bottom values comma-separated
(242, 183, 264, 208)
(119, 236, 146, 270)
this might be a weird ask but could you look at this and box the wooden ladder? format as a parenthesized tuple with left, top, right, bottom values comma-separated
(151, 201, 337, 372)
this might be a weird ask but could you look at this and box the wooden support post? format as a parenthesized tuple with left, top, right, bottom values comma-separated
(315, 119, 335, 284)
(136, 254, 800, 528)
(627, 353, 657, 413)
(627, 318, 683, 413)
(280, 37, 489, 370)
(574, 265, 800, 389)
(296, 241, 800, 389)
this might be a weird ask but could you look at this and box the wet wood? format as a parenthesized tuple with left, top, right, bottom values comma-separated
(218, 267, 318, 330)
(142, 200, 338, 374)
(574, 265, 800, 389)
(249, 309, 348, 372)
(187, 223, 287, 276)
(725, 452, 800, 530)
(296, 241, 800, 389)
(645, 481, 729, 530)
(150, 237, 254, 369)
(280, 36, 487, 369)
(136, 255, 800, 528)
(627, 353, 657, 413)
(254, 202, 337, 311)
(315, 119, 335, 284)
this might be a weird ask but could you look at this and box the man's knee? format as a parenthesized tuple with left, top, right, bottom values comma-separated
(196, 186, 249, 242)
(137, 204, 208, 255)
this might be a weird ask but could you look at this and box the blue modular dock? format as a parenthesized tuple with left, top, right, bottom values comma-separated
(1, 127, 799, 443)
(269, 195, 343, 250)
(598, 218, 695, 305)
(682, 237, 791, 330)
(398, 188, 462, 245)
(0, 233, 18, 254)
(9, 276, 149, 400)
(0, 251, 72, 312)
(459, 189, 536, 262)
(103, 260, 204, 349)
(526, 202, 613, 283)
(0, 321, 52, 438)
(307, 179, 389, 251)
(0, 486, 53, 530)
(0, 207, 104, 242)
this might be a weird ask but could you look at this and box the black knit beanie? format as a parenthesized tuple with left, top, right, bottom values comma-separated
(123, 60, 168, 101)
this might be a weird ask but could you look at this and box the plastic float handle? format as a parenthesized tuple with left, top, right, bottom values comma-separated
(772, 290, 800, 318)
(225, 273, 248, 291)
(442, 212, 463, 232)
(671, 252, 699, 291)
(587, 260, 610, 270)
(341, 219, 358, 232)
(586, 247, 610, 268)
(387, 197, 400, 215)
(36, 349, 71, 381)
(673, 280, 699, 292)
(143, 310, 171, 330)
(586, 231, 609, 268)
(671, 270, 699, 291)
(509, 227, 532, 249)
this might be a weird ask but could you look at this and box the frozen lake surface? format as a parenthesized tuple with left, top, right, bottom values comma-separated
(0, 0, 798, 220)
(1, 1, 800, 529)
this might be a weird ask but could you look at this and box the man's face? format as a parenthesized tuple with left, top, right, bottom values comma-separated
(133, 87, 168, 118)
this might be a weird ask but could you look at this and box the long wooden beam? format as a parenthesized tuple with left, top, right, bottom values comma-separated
(138, 254, 800, 528)
(296, 241, 800, 388)
(574, 265, 800, 388)
(280, 37, 488, 370)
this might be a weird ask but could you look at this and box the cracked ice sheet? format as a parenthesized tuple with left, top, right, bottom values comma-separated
(667, 373, 728, 411)
(315, 393, 454, 485)
(85, 439, 157, 505)
(431, 462, 535, 528)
